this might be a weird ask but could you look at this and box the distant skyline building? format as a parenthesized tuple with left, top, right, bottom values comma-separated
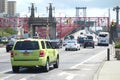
(7, 1, 16, 17)
(0, 0, 8, 14)
(0, 0, 17, 17)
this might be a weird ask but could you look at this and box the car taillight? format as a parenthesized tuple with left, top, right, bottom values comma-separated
(11, 51, 14, 57)
(39, 50, 45, 57)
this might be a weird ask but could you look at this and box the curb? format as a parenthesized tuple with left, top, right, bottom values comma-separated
(93, 60, 106, 80)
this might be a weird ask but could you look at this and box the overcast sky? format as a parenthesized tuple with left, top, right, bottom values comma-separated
(9, 0, 120, 20)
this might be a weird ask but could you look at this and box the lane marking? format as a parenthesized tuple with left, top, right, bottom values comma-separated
(58, 72, 76, 80)
(19, 78, 27, 80)
(19, 74, 36, 80)
(65, 74, 75, 80)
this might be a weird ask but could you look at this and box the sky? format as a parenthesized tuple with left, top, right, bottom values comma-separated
(9, 0, 120, 21)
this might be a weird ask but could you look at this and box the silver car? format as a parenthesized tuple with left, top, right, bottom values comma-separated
(65, 40, 80, 51)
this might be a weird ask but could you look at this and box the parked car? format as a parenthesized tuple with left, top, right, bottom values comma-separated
(11, 38, 59, 73)
(83, 39, 95, 48)
(6, 41, 15, 52)
(65, 39, 80, 51)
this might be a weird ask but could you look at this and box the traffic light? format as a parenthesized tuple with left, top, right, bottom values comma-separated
(66, 19, 69, 24)
(66, 18, 71, 24)
(111, 21, 116, 27)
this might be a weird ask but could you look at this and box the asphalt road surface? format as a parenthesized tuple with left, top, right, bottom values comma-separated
(0, 45, 109, 80)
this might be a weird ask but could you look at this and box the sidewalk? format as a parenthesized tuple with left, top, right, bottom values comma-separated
(94, 52, 120, 80)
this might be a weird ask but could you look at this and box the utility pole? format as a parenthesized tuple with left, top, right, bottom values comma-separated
(113, 6, 120, 38)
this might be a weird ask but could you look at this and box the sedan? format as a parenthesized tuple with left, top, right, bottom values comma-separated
(65, 40, 80, 51)
(83, 39, 95, 48)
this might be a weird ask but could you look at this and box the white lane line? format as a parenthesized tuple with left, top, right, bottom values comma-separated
(65, 74, 75, 80)
(19, 74, 36, 80)
(70, 50, 106, 69)
(58, 72, 66, 76)
(58, 72, 76, 80)
(19, 78, 27, 80)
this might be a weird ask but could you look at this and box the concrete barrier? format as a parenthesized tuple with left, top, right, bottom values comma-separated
(115, 49, 120, 60)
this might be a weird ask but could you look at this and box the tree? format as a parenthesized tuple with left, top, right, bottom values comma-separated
(4, 27, 18, 35)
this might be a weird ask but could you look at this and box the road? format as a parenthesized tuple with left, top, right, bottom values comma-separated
(0, 46, 109, 80)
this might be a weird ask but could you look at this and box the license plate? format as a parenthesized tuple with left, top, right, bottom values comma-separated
(23, 52, 29, 56)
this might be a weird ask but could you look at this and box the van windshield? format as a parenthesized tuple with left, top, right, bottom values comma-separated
(14, 41, 39, 50)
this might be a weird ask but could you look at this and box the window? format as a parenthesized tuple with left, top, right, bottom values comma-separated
(87, 36, 93, 39)
(14, 41, 39, 50)
(46, 41, 52, 49)
(99, 34, 107, 37)
(41, 41, 45, 49)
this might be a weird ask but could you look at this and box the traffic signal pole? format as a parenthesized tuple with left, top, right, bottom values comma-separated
(113, 6, 120, 38)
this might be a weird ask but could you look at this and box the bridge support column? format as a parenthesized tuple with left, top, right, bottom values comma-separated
(49, 23, 56, 39)
(32, 26, 36, 37)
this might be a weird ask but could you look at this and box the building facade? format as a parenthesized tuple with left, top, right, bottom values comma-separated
(0, 0, 7, 14)
(7, 1, 16, 17)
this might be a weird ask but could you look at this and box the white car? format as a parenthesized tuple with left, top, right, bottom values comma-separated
(63, 39, 69, 46)
(65, 40, 80, 51)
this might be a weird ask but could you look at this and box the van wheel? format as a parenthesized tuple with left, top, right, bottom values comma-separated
(54, 56, 59, 68)
(12, 66, 19, 73)
(43, 59, 50, 72)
